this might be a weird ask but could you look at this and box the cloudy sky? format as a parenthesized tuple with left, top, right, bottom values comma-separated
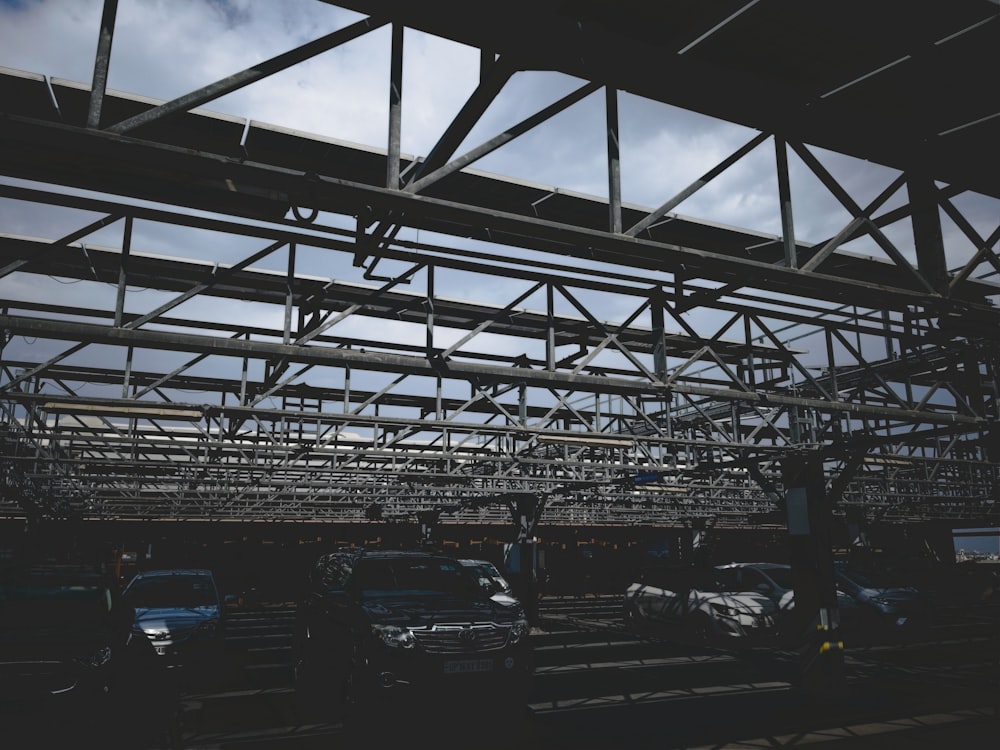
(3, 0, 963, 238)
(0, 0, 997, 383)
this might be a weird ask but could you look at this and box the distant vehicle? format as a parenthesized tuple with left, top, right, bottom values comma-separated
(624, 564, 779, 647)
(833, 562, 932, 638)
(122, 568, 227, 671)
(292, 549, 534, 731)
(0, 563, 176, 747)
(459, 558, 519, 605)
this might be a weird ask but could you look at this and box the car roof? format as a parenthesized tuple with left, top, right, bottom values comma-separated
(717, 562, 790, 570)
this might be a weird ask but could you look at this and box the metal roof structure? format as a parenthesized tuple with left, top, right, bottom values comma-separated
(1, 1, 998, 531)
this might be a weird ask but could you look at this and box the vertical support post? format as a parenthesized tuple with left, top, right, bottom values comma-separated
(87, 0, 119, 129)
(425, 265, 434, 357)
(546, 284, 556, 371)
(507, 495, 541, 625)
(783, 452, 845, 696)
(386, 22, 403, 190)
(881, 309, 894, 360)
(114, 215, 132, 327)
(344, 364, 351, 413)
(744, 315, 757, 391)
(239, 333, 249, 406)
(283, 243, 296, 344)
(606, 86, 622, 234)
(775, 135, 797, 268)
(908, 168, 948, 293)
(651, 286, 666, 379)
(121, 346, 134, 399)
(435, 375, 442, 420)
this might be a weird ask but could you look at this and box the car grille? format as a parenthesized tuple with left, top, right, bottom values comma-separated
(410, 623, 510, 653)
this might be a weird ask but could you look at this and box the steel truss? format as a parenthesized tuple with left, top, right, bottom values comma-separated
(1, 1, 998, 529)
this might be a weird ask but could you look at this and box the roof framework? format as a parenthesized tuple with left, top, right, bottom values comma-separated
(1, 1, 998, 529)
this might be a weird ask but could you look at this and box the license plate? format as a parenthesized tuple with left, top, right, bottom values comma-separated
(155, 646, 167, 655)
(443, 659, 493, 674)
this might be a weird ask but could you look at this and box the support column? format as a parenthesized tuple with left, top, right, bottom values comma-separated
(783, 452, 845, 695)
(908, 168, 948, 294)
(505, 494, 543, 625)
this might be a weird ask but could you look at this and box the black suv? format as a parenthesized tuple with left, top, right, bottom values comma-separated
(292, 549, 534, 728)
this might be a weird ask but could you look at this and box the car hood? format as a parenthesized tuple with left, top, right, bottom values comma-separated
(360, 594, 522, 624)
(133, 606, 219, 630)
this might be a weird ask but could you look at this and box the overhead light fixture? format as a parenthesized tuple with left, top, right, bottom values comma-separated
(536, 434, 634, 449)
(42, 401, 204, 421)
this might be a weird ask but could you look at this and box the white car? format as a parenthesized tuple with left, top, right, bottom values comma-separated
(624, 565, 779, 646)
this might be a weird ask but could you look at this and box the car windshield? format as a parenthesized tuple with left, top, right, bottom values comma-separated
(124, 574, 217, 608)
(353, 558, 480, 596)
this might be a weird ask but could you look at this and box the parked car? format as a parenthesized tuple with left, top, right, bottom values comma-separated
(624, 564, 780, 647)
(0, 563, 177, 747)
(715, 561, 863, 642)
(122, 568, 227, 673)
(833, 561, 932, 639)
(292, 549, 534, 731)
(459, 558, 519, 605)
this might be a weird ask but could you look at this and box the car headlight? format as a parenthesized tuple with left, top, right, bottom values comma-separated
(371, 624, 417, 649)
(709, 603, 739, 618)
(75, 645, 113, 669)
(508, 618, 529, 645)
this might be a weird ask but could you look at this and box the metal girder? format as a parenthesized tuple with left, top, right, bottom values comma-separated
(1, 2, 998, 528)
